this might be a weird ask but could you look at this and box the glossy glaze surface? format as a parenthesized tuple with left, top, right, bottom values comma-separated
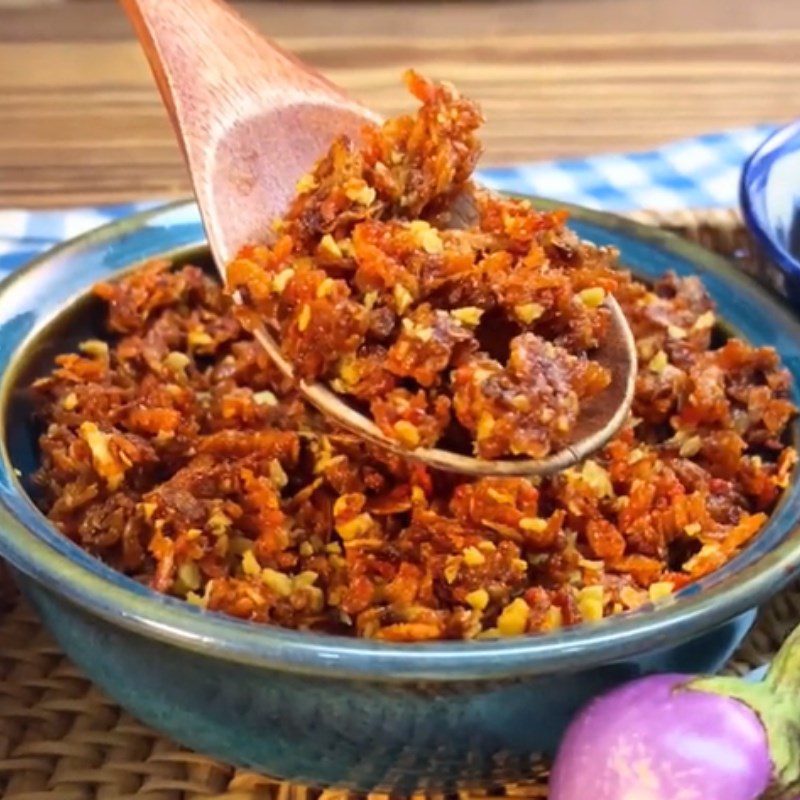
(741, 120, 800, 303)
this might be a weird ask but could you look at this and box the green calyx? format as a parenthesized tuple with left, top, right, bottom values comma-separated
(691, 624, 800, 800)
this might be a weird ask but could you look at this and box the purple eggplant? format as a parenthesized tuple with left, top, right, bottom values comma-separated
(550, 625, 800, 800)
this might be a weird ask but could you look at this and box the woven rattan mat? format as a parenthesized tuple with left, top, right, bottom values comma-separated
(1, 207, 798, 800)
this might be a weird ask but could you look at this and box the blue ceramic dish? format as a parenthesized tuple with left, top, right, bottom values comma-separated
(741, 119, 800, 303)
(1, 199, 800, 792)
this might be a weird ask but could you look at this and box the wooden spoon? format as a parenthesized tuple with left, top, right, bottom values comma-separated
(120, 0, 637, 477)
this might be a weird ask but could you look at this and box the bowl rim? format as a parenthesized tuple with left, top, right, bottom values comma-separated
(740, 118, 800, 279)
(2, 197, 800, 682)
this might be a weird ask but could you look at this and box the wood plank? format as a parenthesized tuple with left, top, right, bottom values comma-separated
(2, 1, 800, 207)
(3, 0, 800, 41)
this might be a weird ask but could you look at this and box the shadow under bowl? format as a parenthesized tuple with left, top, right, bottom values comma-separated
(0, 199, 799, 791)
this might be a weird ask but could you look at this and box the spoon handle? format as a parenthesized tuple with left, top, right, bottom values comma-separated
(119, 0, 376, 262)
(120, 0, 343, 129)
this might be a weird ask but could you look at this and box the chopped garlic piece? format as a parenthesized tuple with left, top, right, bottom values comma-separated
(542, 606, 563, 630)
(684, 522, 702, 537)
(297, 304, 312, 332)
(295, 173, 317, 194)
(578, 585, 604, 622)
(332, 495, 352, 517)
(520, 517, 548, 533)
(268, 459, 288, 489)
(486, 487, 512, 504)
(164, 351, 190, 376)
(497, 598, 529, 636)
(581, 460, 614, 498)
(476, 412, 495, 441)
(465, 588, 489, 611)
(450, 306, 484, 327)
(679, 435, 702, 458)
(620, 585, 646, 609)
(345, 181, 376, 206)
(207, 510, 231, 535)
(444, 556, 461, 584)
(188, 330, 213, 348)
(316, 277, 337, 298)
(262, 567, 292, 596)
(242, 549, 261, 577)
(408, 220, 431, 235)
(578, 287, 606, 308)
(463, 546, 486, 566)
(336, 513, 374, 541)
(514, 303, 545, 324)
(648, 350, 668, 373)
(668, 324, 687, 339)
(319, 235, 342, 260)
(79, 421, 125, 491)
(464, 545, 486, 567)
(393, 420, 421, 448)
(253, 390, 278, 407)
(648, 581, 674, 603)
(272, 267, 295, 293)
(410, 324, 433, 342)
(693, 310, 715, 330)
(420, 228, 443, 254)
(394, 284, 413, 314)
(363, 291, 379, 310)
(79, 339, 109, 360)
(178, 562, 201, 591)
(293, 570, 319, 588)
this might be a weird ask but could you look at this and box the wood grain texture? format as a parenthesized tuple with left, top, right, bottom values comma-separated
(119, 0, 378, 259)
(2, 0, 800, 208)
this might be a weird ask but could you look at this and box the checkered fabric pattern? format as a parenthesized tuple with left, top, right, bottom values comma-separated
(479, 125, 773, 211)
(0, 125, 774, 276)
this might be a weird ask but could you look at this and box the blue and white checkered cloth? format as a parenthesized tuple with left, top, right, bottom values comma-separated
(0, 125, 774, 276)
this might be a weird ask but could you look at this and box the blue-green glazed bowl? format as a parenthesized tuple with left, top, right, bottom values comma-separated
(1, 199, 800, 792)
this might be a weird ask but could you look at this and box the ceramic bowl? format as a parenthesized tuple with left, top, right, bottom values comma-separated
(1, 199, 800, 792)
(741, 119, 800, 303)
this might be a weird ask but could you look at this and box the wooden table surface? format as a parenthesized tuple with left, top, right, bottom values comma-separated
(2, 0, 800, 208)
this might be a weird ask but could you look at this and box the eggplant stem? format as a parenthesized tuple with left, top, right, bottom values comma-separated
(688, 674, 800, 800)
(766, 623, 800, 697)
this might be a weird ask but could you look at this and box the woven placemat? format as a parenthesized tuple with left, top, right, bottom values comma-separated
(0, 207, 797, 800)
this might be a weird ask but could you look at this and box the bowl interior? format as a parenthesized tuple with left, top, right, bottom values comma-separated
(7, 246, 210, 494)
(2, 199, 800, 681)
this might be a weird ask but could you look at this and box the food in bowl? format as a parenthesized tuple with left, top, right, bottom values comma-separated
(31, 266, 797, 642)
(228, 71, 616, 460)
(30, 76, 797, 643)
